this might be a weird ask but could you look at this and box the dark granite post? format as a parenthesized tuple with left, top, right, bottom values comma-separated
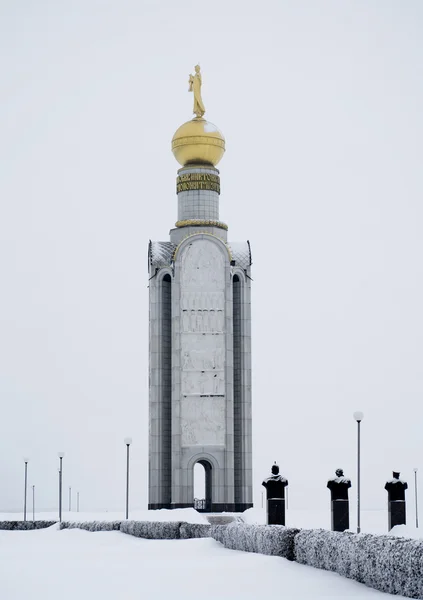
(327, 469, 351, 532)
(385, 471, 407, 530)
(262, 463, 288, 526)
(268, 498, 285, 525)
(388, 500, 406, 530)
(331, 500, 349, 532)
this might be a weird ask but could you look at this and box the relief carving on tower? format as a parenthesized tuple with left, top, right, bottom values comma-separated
(182, 370, 225, 396)
(181, 241, 225, 289)
(180, 397, 225, 447)
(181, 289, 225, 333)
(182, 346, 224, 371)
(181, 291, 224, 311)
(179, 239, 227, 446)
(181, 309, 224, 333)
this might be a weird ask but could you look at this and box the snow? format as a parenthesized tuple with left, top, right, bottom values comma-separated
(241, 507, 423, 538)
(0, 526, 397, 599)
(0, 507, 208, 524)
(388, 524, 423, 539)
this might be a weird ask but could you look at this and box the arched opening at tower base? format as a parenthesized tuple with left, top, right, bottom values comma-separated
(193, 460, 212, 512)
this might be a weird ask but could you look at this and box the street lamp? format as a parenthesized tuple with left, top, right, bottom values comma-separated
(124, 438, 132, 519)
(414, 468, 419, 528)
(23, 458, 29, 522)
(77, 491, 80, 513)
(58, 452, 65, 522)
(69, 486, 72, 512)
(353, 412, 364, 533)
(32, 485, 35, 522)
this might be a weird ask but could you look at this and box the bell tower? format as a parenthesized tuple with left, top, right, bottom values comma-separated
(148, 66, 252, 512)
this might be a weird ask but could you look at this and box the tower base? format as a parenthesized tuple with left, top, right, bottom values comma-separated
(148, 502, 253, 513)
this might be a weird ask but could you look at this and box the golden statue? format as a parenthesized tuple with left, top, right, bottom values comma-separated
(171, 64, 225, 166)
(188, 65, 205, 118)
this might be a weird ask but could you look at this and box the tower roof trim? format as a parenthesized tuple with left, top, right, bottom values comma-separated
(228, 241, 252, 269)
(149, 241, 177, 270)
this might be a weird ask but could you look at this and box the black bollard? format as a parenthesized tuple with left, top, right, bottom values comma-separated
(327, 469, 351, 532)
(385, 471, 408, 530)
(262, 463, 288, 525)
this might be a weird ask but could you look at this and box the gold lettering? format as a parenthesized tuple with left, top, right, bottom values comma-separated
(176, 173, 220, 194)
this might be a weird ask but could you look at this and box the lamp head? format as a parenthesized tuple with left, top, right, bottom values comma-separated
(353, 411, 364, 422)
(58, 452, 65, 458)
(124, 437, 132, 446)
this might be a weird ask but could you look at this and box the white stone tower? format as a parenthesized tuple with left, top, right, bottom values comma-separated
(148, 68, 252, 512)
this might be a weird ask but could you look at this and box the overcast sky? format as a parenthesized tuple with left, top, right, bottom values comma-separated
(1, 0, 422, 519)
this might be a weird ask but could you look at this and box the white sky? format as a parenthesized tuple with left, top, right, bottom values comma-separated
(1, 0, 422, 515)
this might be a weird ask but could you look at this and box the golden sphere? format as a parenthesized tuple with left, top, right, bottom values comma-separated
(171, 118, 225, 167)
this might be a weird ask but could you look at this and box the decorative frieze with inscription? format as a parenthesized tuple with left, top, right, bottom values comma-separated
(176, 172, 220, 194)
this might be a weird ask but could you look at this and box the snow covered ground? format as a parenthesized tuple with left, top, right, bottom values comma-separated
(0, 507, 208, 524)
(0, 525, 402, 599)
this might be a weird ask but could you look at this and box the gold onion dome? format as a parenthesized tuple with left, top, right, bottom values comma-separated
(172, 117, 225, 167)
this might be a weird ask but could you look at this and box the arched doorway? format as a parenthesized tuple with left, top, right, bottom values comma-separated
(193, 459, 212, 512)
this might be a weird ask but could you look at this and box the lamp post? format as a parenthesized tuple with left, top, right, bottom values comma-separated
(124, 438, 132, 519)
(58, 452, 65, 522)
(23, 459, 29, 522)
(69, 486, 72, 512)
(32, 485, 35, 522)
(414, 468, 419, 528)
(353, 412, 364, 533)
(77, 491, 80, 512)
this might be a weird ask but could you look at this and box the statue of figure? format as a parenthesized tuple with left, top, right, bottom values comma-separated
(189, 65, 205, 118)
(182, 311, 190, 333)
(385, 471, 408, 501)
(216, 309, 224, 332)
(209, 309, 215, 332)
(182, 350, 191, 370)
(202, 310, 209, 332)
(327, 468, 351, 501)
(199, 371, 209, 395)
(327, 468, 351, 532)
(213, 372, 224, 395)
(190, 309, 196, 332)
(262, 463, 288, 499)
(385, 471, 408, 530)
(196, 311, 203, 332)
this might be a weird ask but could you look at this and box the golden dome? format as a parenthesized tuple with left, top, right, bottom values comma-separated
(171, 118, 225, 167)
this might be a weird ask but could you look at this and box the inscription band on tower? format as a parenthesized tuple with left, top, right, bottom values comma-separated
(176, 172, 220, 194)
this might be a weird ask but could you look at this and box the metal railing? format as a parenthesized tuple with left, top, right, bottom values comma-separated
(194, 498, 211, 512)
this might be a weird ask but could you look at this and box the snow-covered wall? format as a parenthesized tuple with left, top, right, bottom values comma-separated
(294, 528, 423, 599)
(0, 521, 56, 530)
(60, 519, 212, 540)
(211, 522, 299, 561)
(60, 521, 121, 531)
(120, 520, 182, 539)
